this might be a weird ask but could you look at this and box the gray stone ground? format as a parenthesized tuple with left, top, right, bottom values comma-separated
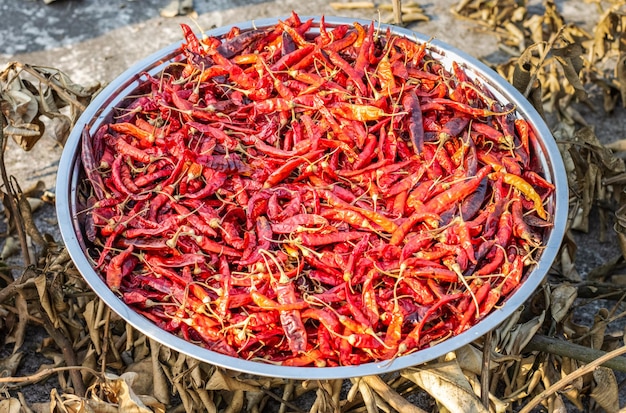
(1, 0, 625, 409)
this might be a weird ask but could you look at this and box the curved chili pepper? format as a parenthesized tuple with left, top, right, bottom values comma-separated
(402, 90, 425, 154)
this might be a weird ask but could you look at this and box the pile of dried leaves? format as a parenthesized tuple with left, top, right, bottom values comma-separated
(3, 0, 626, 411)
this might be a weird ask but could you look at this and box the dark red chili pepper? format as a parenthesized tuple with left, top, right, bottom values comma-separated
(402, 90, 424, 154)
(217, 27, 273, 58)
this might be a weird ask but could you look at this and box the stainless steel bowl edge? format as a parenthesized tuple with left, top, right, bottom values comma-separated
(56, 15, 568, 379)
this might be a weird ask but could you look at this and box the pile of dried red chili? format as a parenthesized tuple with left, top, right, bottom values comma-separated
(80, 13, 554, 366)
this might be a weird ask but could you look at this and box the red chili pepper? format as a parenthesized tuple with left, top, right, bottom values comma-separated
(402, 90, 425, 154)
(263, 149, 324, 188)
(270, 44, 315, 71)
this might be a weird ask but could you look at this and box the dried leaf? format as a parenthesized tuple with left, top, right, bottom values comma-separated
(0, 399, 22, 413)
(551, 394, 568, 413)
(559, 357, 584, 410)
(1, 80, 44, 150)
(550, 284, 577, 323)
(11, 293, 28, 354)
(44, 115, 71, 145)
(552, 43, 588, 101)
(112, 372, 155, 411)
(0, 352, 24, 378)
(125, 356, 155, 397)
(2, 87, 39, 124)
(205, 369, 259, 392)
(35, 274, 59, 327)
(82, 299, 102, 354)
(1, 62, 97, 152)
(563, 312, 590, 339)
(2, 121, 39, 136)
(510, 355, 540, 400)
(590, 308, 610, 350)
(1, 236, 20, 260)
(500, 310, 545, 356)
(32, 65, 97, 100)
(576, 126, 626, 173)
(559, 230, 581, 281)
(402, 360, 488, 413)
(357, 379, 377, 413)
(511, 45, 536, 94)
(149, 339, 171, 406)
(452, 344, 496, 375)
(589, 367, 619, 412)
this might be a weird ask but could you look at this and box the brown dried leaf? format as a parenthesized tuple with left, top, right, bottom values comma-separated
(559, 357, 584, 410)
(402, 360, 488, 413)
(2, 122, 42, 151)
(0, 80, 44, 150)
(31, 65, 97, 100)
(452, 344, 498, 376)
(510, 355, 540, 401)
(1, 87, 38, 124)
(82, 299, 102, 355)
(559, 231, 581, 281)
(551, 394, 568, 413)
(492, 307, 522, 351)
(357, 379, 377, 413)
(511, 45, 537, 94)
(1, 62, 98, 152)
(500, 310, 545, 356)
(44, 116, 71, 145)
(563, 312, 590, 339)
(552, 52, 587, 102)
(11, 293, 28, 354)
(125, 357, 155, 397)
(103, 372, 163, 413)
(0, 399, 22, 413)
(576, 126, 626, 173)
(35, 274, 59, 327)
(550, 284, 577, 323)
(589, 367, 619, 412)
(590, 308, 610, 350)
(0, 352, 24, 378)
(1, 236, 20, 260)
(544, 1, 566, 33)
(523, 14, 546, 46)
(205, 369, 260, 392)
(148, 339, 171, 406)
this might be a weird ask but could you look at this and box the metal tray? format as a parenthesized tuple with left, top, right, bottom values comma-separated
(56, 16, 568, 379)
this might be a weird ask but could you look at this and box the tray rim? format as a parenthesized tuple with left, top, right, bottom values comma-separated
(56, 15, 569, 380)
